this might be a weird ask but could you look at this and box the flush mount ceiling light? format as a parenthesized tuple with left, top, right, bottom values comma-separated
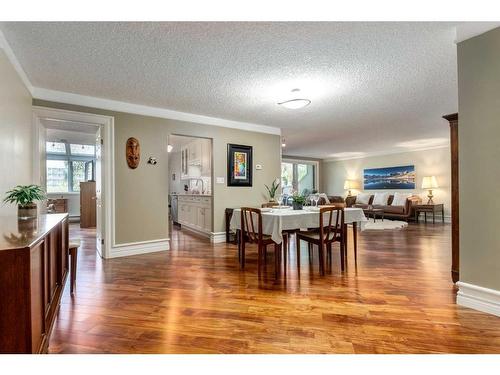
(278, 89, 311, 109)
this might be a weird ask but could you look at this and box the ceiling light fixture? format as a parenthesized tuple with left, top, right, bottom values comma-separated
(278, 88, 311, 110)
(281, 138, 286, 147)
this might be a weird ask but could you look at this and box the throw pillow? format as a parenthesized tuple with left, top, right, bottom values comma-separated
(356, 193, 371, 205)
(373, 192, 389, 205)
(392, 192, 411, 206)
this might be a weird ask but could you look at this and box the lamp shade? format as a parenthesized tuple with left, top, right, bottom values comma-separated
(422, 176, 438, 189)
(344, 179, 358, 190)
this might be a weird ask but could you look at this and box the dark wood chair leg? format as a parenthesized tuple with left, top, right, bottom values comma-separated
(274, 243, 280, 280)
(296, 237, 301, 272)
(240, 230, 246, 269)
(340, 240, 345, 271)
(69, 246, 78, 294)
(353, 222, 358, 264)
(283, 241, 287, 276)
(318, 243, 325, 276)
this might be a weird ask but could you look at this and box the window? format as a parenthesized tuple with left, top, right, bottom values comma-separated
(47, 160, 69, 193)
(70, 144, 95, 156)
(46, 142, 67, 154)
(46, 141, 96, 193)
(281, 159, 318, 196)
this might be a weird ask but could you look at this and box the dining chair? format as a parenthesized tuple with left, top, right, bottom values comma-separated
(296, 206, 345, 276)
(240, 207, 284, 279)
(260, 203, 292, 261)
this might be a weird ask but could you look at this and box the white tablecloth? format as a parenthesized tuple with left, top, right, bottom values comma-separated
(230, 207, 367, 244)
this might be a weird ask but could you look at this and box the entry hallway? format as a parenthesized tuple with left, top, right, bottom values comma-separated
(49, 224, 500, 353)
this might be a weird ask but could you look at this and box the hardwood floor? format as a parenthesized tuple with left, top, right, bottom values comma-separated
(48, 223, 500, 354)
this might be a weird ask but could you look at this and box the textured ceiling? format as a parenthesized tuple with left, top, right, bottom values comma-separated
(1, 22, 460, 158)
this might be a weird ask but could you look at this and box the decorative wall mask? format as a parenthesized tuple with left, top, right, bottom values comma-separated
(126, 137, 140, 169)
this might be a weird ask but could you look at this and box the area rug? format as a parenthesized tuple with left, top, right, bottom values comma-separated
(361, 219, 408, 231)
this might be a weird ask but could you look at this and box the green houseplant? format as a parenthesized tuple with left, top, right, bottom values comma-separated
(291, 193, 306, 210)
(265, 178, 281, 202)
(3, 185, 46, 219)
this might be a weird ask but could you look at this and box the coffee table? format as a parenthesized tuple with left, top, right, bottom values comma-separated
(363, 208, 384, 222)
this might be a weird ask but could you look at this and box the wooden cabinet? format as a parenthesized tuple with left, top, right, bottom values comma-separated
(0, 214, 68, 353)
(47, 198, 68, 213)
(80, 181, 96, 228)
(177, 195, 212, 234)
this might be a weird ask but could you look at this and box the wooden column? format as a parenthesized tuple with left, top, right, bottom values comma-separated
(443, 113, 459, 283)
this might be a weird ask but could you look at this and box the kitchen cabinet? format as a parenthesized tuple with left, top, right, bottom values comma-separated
(177, 195, 212, 234)
(180, 138, 211, 180)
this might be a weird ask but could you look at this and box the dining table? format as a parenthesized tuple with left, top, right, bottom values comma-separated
(230, 206, 368, 264)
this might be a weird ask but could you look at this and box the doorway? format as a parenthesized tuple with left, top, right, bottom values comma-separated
(167, 134, 213, 239)
(32, 106, 114, 258)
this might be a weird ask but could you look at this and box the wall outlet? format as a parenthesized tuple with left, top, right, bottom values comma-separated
(216, 177, 225, 184)
(256, 164, 263, 170)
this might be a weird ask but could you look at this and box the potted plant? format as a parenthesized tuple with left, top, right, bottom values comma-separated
(265, 178, 280, 203)
(3, 185, 46, 220)
(291, 193, 306, 210)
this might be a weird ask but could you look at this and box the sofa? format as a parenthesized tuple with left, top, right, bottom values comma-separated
(345, 193, 422, 221)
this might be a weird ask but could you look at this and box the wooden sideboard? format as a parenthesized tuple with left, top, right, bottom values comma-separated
(0, 213, 69, 353)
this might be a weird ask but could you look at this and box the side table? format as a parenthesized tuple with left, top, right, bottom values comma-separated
(414, 204, 445, 224)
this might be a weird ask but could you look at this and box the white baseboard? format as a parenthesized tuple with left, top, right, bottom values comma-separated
(457, 281, 500, 317)
(179, 224, 211, 239)
(210, 231, 227, 243)
(109, 238, 170, 258)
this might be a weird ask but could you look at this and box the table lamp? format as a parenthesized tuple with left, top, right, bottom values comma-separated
(422, 176, 438, 204)
(344, 179, 357, 196)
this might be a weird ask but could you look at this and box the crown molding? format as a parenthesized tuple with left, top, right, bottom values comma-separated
(32, 87, 281, 136)
(323, 144, 450, 162)
(0, 29, 34, 94)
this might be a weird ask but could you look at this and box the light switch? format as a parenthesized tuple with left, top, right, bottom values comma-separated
(216, 177, 225, 184)
(255, 164, 263, 170)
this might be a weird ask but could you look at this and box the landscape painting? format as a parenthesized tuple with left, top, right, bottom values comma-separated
(364, 165, 416, 190)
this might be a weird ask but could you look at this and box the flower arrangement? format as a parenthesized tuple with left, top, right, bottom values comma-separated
(291, 192, 306, 210)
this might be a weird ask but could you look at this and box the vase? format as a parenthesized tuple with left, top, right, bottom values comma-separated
(292, 202, 303, 210)
(18, 204, 37, 220)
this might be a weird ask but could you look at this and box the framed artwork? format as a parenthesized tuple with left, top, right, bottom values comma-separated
(227, 144, 252, 187)
(363, 165, 416, 190)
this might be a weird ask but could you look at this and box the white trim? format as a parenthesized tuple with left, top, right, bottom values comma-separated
(109, 239, 170, 258)
(456, 282, 500, 317)
(32, 106, 115, 259)
(0, 29, 34, 94)
(323, 145, 450, 162)
(210, 232, 227, 244)
(32, 87, 281, 136)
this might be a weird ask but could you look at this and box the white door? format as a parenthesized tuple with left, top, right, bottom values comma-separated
(95, 127, 104, 257)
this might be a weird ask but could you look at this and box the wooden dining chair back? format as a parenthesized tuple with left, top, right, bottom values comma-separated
(296, 206, 345, 275)
(239, 207, 283, 279)
(318, 206, 344, 244)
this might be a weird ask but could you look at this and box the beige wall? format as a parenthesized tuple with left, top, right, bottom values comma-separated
(0, 49, 33, 215)
(33, 99, 281, 244)
(457, 27, 500, 291)
(322, 147, 452, 217)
